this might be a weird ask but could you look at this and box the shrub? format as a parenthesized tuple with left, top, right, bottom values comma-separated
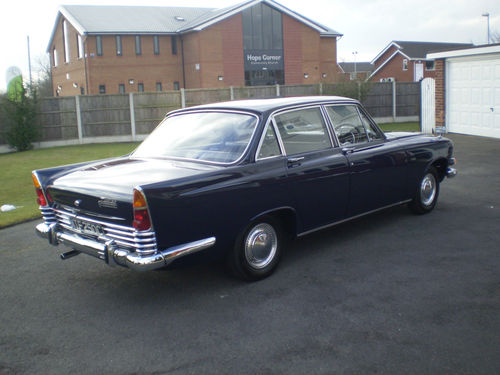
(323, 81, 372, 103)
(1, 86, 39, 152)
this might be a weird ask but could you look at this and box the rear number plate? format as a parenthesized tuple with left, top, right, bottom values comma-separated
(71, 218, 104, 236)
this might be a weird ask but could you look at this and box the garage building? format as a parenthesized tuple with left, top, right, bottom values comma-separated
(429, 44, 500, 139)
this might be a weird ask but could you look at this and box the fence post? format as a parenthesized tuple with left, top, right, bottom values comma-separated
(230, 86, 234, 100)
(129, 92, 136, 141)
(392, 80, 397, 121)
(276, 84, 280, 97)
(357, 82, 361, 101)
(181, 88, 186, 108)
(75, 95, 83, 144)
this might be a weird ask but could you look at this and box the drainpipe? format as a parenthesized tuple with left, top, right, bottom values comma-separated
(83, 36, 89, 95)
(180, 35, 186, 89)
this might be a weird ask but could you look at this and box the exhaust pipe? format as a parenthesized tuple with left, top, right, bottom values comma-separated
(60, 250, 81, 260)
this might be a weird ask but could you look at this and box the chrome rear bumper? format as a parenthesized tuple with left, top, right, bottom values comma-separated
(36, 222, 215, 271)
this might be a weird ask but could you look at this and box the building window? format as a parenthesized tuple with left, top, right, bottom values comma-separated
(403, 59, 408, 71)
(242, 3, 284, 86)
(77, 35, 84, 59)
(96, 36, 103, 56)
(119, 84, 126, 94)
(154, 36, 160, 55)
(171, 36, 177, 55)
(173, 81, 180, 91)
(53, 48, 58, 67)
(99, 85, 106, 94)
(116, 36, 122, 56)
(135, 36, 142, 55)
(425, 60, 435, 71)
(156, 82, 162, 92)
(138, 83, 144, 92)
(63, 20, 70, 63)
(80, 87, 85, 95)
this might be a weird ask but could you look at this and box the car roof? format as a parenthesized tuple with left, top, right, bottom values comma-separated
(170, 96, 359, 116)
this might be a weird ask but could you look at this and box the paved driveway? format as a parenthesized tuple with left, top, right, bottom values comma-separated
(1, 134, 499, 375)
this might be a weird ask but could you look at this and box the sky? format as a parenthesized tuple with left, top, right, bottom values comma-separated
(0, 0, 499, 92)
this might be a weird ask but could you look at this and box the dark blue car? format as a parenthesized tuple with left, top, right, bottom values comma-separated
(33, 96, 457, 280)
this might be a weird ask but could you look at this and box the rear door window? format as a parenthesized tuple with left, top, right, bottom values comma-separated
(274, 107, 332, 155)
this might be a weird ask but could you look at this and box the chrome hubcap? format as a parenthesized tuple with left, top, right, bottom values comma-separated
(420, 173, 436, 206)
(244, 223, 278, 269)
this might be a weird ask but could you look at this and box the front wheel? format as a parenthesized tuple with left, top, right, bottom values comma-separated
(408, 166, 440, 214)
(227, 217, 282, 281)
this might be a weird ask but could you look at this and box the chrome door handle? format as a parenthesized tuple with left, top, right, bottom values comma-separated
(341, 146, 355, 155)
(287, 156, 304, 167)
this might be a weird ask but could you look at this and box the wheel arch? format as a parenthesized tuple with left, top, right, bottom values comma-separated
(431, 157, 449, 182)
(250, 207, 298, 240)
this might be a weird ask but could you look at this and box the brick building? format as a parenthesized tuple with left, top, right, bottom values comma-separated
(368, 41, 473, 83)
(47, 0, 342, 96)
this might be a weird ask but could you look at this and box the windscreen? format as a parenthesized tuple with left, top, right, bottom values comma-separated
(133, 112, 258, 164)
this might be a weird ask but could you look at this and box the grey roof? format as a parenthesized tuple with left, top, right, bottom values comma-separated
(60, 5, 213, 34)
(339, 62, 373, 73)
(393, 41, 474, 59)
(49, 0, 341, 50)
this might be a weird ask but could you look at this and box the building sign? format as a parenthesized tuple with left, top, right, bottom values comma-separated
(244, 50, 284, 71)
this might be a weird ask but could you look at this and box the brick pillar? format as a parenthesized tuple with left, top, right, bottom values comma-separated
(435, 59, 445, 127)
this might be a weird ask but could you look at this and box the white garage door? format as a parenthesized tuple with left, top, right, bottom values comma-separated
(447, 54, 500, 139)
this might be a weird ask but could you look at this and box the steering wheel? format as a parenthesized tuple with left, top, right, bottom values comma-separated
(337, 125, 357, 145)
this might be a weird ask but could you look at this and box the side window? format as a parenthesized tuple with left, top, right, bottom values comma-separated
(257, 123, 281, 159)
(274, 108, 331, 155)
(326, 105, 368, 145)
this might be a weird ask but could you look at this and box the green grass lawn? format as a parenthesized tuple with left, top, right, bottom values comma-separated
(0, 121, 421, 228)
(0, 143, 139, 228)
(378, 122, 420, 132)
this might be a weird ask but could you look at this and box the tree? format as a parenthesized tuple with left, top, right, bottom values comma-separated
(32, 54, 53, 98)
(1, 84, 39, 152)
(492, 30, 500, 44)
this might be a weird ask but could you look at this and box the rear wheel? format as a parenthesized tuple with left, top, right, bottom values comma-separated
(408, 166, 440, 214)
(227, 216, 282, 281)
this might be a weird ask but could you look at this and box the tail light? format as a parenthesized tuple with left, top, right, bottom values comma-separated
(32, 172, 49, 207)
(133, 188, 152, 231)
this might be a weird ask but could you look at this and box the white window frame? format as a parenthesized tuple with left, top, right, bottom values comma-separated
(77, 35, 84, 59)
(403, 59, 408, 71)
(425, 60, 435, 71)
(53, 48, 58, 67)
(63, 20, 70, 63)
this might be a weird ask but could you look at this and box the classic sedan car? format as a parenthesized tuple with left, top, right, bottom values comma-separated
(33, 96, 456, 280)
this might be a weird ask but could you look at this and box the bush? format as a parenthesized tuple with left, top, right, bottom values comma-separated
(1, 86, 39, 152)
(323, 81, 372, 103)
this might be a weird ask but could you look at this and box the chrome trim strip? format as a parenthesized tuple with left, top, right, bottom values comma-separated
(297, 200, 412, 237)
(53, 207, 158, 255)
(55, 208, 134, 231)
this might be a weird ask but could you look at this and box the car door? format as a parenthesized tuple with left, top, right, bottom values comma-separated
(271, 106, 350, 232)
(325, 104, 408, 217)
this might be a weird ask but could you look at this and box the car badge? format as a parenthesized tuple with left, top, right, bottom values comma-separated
(98, 198, 118, 209)
(74, 199, 82, 207)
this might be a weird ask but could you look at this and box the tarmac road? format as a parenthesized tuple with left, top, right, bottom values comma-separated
(1, 134, 499, 375)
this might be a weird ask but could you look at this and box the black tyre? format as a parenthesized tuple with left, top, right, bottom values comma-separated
(227, 216, 282, 281)
(408, 166, 440, 214)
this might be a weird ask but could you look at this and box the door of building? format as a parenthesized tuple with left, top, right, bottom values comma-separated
(415, 63, 424, 81)
(447, 54, 500, 139)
